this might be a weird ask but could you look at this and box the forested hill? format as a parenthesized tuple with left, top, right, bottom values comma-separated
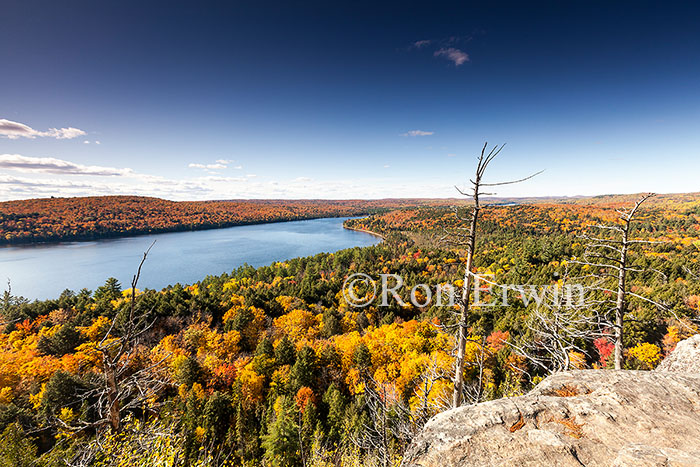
(0, 196, 455, 244)
(1, 193, 699, 245)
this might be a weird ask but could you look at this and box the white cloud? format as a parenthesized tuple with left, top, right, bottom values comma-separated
(189, 162, 228, 170)
(447, 153, 457, 157)
(46, 127, 87, 139)
(401, 130, 434, 137)
(95, 141, 101, 145)
(197, 175, 248, 183)
(189, 159, 236, 170)
(84, 141, 90, 144)
(434, 48, 469, 66)
(0, 155, 469, 201)
(0, 154, 133, 176)
(0, 166, 466, 201)
(0, 118, 87, 140)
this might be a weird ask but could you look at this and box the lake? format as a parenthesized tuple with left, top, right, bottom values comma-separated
(0, 217, 381, 300)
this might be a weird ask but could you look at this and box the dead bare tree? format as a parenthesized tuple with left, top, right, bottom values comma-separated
(56, 242, 178, 466)
(508, 274, 607, 374)
(684, 266, 700, 282)
(412, 354, 451, 425)
(570, 193, 657, 369)
(52, 240, 168, 442)
(463, 335, 489, 404)
(350, 377, 417, 467)
(449, 143, 541, 407)
(91, 241, 171, 434)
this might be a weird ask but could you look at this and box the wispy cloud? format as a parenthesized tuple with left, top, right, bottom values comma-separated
(189, 163, 228, 170)
(0, 119, 87, 140)
(189, 159, 241, 170)
(412, 39, 432, 49)
(434, 48, 469, 66)
(407, 34, 477, 67)
(401, 130, 434, 137)
(0, 154, 132, 176)
(0, 154, 466, 200)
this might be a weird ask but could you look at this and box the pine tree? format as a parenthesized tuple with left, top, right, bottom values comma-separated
(262, 396, 300, 467)
(275, 336, 296, 366)
(291, 346, 317, 391)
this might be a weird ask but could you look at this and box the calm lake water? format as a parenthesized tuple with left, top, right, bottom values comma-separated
(0, 217, 380, 300)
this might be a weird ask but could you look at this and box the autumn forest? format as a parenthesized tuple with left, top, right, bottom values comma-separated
(0, 190, 699, 466)
(5, 0, 700, 464)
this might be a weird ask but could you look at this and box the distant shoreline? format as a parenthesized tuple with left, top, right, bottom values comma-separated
(0, 195, 459, 247)
(342, 224, 386, 240)
(0, 215, 356, 247)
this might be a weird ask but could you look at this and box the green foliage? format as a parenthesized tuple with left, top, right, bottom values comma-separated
(262, 396, 299, 467)
(291, 346, 317, 391)
(176, 356, 204, 388)
(37, 324, 84, 357)
(322, 384, 347, 447)
(0, 424, 36, 467)
(274, 336, 296, 366)
(321, 307, 342, 338)
(225, 307, 257, 351)
(40, 370, 90, 421)
(203, 392, 234, 444)
(94, 277, 122, 302)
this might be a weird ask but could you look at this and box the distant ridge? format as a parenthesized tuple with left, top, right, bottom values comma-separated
(1, 192, 698, 245)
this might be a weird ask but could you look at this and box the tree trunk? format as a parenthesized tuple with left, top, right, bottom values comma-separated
(104, 359, 120, 432)
(614, 226, 629, 370)
(452, 197, 479, 408)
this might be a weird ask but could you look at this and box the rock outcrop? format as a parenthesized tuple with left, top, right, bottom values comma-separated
(402, 336, 700, 467)
(656, 334, 700, 373)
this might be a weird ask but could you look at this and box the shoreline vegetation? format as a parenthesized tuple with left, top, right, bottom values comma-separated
(2, 213, 356, 247)
(2, 192, 697, 246)
(0, 196, 453, 246)
(341, 223, 386, 240)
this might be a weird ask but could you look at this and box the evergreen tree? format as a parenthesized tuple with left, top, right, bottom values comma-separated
(275, 336, 296, 366)
(322, 307, 342, 338)
(203, 391, 233, 444)
(322, 383, 346, 447)
(0, 424, 36, 467)
(94, 277, 122, 302)
(262, 396, 300, 467)
(253, 337, 276, 377)
(291, 346, 317, 390)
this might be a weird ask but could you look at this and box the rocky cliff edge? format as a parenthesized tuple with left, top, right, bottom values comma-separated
(402, 336, 700, 467)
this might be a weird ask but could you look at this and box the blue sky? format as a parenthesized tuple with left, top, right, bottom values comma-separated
(1, 0, 699, 200)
